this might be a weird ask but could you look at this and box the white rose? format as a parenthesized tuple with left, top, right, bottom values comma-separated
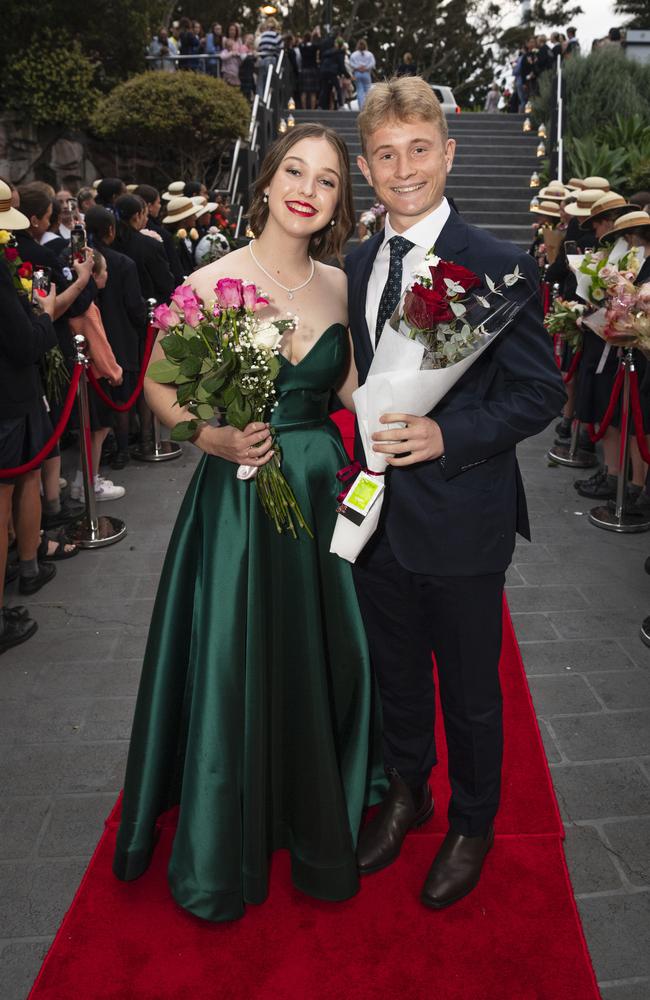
(252, 321, 283, 352)
(412, 254, 441, 281)
(424, 253, 440, 268)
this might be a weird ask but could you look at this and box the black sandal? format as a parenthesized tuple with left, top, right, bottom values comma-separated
(37, 528, 79, 561)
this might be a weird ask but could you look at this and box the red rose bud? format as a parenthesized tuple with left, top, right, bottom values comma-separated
(5, 247, 19, 261)
(18, 262, 33, 277)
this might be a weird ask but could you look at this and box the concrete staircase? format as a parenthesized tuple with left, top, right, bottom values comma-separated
(293, 109, 539, 247)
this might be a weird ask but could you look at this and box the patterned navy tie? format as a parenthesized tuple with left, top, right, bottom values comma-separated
(374, 235, 415, 344)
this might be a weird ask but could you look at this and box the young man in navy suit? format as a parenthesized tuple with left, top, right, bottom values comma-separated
(345, 77, 565, 908)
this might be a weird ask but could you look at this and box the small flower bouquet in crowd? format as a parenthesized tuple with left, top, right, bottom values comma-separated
(0, 229, 69, 402)
(544, 297, 586, 353)
(358, 203, 386, 242)
(604, 281, 650, 349)
(194, 226, 231, 267)
(331, 249, 530, 563)
(148, 279, 311, 538)
(568, 244, 643, 305)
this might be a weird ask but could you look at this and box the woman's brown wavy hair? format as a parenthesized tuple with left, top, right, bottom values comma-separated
(248, 123, 354, 263)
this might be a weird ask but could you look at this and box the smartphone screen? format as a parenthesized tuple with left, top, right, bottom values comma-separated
(32, 266, 51, 298)
(71, 225, 86, 262)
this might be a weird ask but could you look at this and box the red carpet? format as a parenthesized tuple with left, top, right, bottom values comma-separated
(28, 414, 601, 1000)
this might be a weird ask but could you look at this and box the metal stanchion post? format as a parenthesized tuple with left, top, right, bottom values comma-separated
(589, 348, 650, 533)
(67, 335, 127, 548)
(548, 418, 598, 468)
(131, 301, 182, 463)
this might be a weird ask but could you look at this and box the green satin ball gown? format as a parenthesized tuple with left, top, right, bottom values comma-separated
(113, 324, 386, 922)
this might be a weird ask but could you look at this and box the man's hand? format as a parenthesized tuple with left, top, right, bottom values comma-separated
(372, 412, 445, 467)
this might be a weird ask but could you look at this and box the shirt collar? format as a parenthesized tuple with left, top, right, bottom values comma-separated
(381, 197, 451, 253)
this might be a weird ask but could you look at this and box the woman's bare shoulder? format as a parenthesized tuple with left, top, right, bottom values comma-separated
(187, 247, 253, 297)
(316, 259, 348, 293)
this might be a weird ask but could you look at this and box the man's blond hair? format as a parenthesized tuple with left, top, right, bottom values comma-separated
(358, 77, 448, 156)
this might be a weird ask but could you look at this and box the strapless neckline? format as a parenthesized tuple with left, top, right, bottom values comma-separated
(279, 323, 346, 369)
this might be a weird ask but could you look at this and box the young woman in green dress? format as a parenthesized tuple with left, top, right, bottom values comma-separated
(113, 125, 386, 922)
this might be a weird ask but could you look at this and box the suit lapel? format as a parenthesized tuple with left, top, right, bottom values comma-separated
(433, 209, 470, 262)
(350, 232, 383, 376)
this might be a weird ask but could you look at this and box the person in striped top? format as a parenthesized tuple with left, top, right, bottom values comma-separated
(256, 17, 282, 96)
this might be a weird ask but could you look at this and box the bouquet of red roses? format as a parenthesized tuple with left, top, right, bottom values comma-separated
(391, 250, 523, 369)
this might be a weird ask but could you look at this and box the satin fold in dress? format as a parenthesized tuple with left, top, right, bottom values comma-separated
(113, 324, 385, 921)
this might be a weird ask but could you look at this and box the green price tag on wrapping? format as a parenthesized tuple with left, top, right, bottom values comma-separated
(342, 472, 385, 518)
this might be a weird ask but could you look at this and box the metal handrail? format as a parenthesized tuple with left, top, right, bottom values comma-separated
(555, 53, 564, 184)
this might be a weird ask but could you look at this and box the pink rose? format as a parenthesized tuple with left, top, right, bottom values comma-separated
(152, 303, 180, 331)
(171, 285, 199, 310)
(242, 282, 270, 312)
(215, 277, 243, 309)
(183, 300, 203, 327)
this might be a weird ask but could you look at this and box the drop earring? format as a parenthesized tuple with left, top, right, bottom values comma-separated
(330, 219, 336, 227)
(263, 193, 269, 204)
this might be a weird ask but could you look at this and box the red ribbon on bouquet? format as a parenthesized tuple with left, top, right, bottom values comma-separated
(336, 461, 382, 503)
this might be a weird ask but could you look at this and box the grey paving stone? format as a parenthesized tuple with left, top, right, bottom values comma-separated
(511, 542, 555, 563)
(509, 613, 558, 642)
(603, 819, 650, 888)
(552, 712, 650, 761)
(82, 697, 136, 741)
(505, 565, 524, 587)
(0, 662, 38, 698)
(38, 794, 114, 858)
(520, 639, 635, 675)
(0, 629, 117, 667)
(33, 659, 141, 699)
(563, 824, 623, 894)
(0, 860, 87, 937)
(528, 674, 602, 716)
(550, 761, 650, 821)
(578, 584, 648, 612)
(36, 571, 139, 602)
(617, 639, 650, 669)
(505, 585, 589, 613)
(0, 940, 52, 1000)
(0, 798, 50, 859)
(548, 609, 645, 641)
(600, 982, 650, 1000)
(133, 574, 164, 598)
(538, 719, 562, 763)
(578, 894, 650, 981)
(587, 671, 650, 711)
(110, 629, 149, 661)
(91, 545, 167, 576)
(0, 742, 127, 796)
(8, 698, 91, 745)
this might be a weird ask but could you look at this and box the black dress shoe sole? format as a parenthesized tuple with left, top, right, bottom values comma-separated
(358, 798, 436, 876)
(0, 619, 38, 655)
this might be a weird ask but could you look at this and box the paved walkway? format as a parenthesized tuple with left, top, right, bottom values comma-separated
(1, 424, 649, 1000)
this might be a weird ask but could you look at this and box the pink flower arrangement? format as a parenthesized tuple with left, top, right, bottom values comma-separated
(152, 302, 180, 331)
(215, 277, 269, 312)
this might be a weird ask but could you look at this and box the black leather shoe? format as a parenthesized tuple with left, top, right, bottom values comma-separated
(357, 769, 434, 875)
(18, 562, 56, 595)
(574, 467, 617, 499)
(0, 611, 38, 655)
(41, 497, 85, 530)
(421, 826, 494, 910)
(110, 449, 130, 470)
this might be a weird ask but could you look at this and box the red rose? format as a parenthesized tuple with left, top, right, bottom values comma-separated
(4, 247, 18, 262)
(430, 260, 481, 296)
(18, 262, 33, 278)
(404, 284, 453, 329)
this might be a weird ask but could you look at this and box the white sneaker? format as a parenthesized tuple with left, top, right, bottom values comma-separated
(70, 479, 83, 501)
(93, 476, 125, 501)
(59, 477, 67, 490)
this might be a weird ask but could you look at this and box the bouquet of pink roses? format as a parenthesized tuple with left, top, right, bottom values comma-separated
(148, 279, 311, 538)
(604, 282, 650, 349)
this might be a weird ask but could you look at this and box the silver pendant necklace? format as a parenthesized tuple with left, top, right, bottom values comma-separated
(248, 240, 315, 300)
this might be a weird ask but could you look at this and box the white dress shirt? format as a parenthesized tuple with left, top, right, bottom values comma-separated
(365, 197, 451, 349)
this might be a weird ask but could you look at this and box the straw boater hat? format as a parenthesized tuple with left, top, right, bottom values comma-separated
(580, 191, 632, 228)
(538, 183, 571, 202)
(192, 196, 218, 215)
(564, 189, 607, 217)
(162, 181, 186, 202)
(601, 210, 650, 241)
(567, 177, 586, 190)
(126, 184, 138, 193)
(530, 199, 561, 218)
(0, 180, 29, 230)
(582, 176, 610, 192)
(162, 196, 198, 225)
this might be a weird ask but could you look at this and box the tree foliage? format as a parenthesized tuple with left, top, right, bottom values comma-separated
(5, 33, 100, 129)
(91, 71, 250, 183)
(615, 2, 650, 29)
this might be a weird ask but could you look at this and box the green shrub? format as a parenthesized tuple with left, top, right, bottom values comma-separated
(534, 48, 650, 139)
(91, 71, 250, 181)
(5, 34, 100, 130)
(564, 136, 630, 190)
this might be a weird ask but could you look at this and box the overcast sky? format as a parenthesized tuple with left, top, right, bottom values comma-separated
(569, 0, 619, 51)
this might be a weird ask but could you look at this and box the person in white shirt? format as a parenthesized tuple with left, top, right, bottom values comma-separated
(349, 39, 375, 109)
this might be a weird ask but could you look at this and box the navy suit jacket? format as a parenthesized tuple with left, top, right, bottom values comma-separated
(345, 210, 566, 576)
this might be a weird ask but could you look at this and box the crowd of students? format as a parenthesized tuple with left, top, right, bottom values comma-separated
(0, 174, 234, 653)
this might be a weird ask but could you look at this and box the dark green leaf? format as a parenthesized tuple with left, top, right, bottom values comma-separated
(147, 358, 181, 383)
(196, 403, 215, 420)
(187, 336, 208, 357)
(170, 420, 197, 442)
(161, 333, 189, 360)
(177, 381, 198, 407)
(179, 355, 203, 377)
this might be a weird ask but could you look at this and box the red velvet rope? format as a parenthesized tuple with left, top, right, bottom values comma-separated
(0, 364, 83, 479)
(553, 334, 562, 369)
(629, 368, 650, 465)
(542, 281, 551, 316)
(586, 364, 625, 443)
(87, 323, 156, 413)
(563, 350, 582, 385)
